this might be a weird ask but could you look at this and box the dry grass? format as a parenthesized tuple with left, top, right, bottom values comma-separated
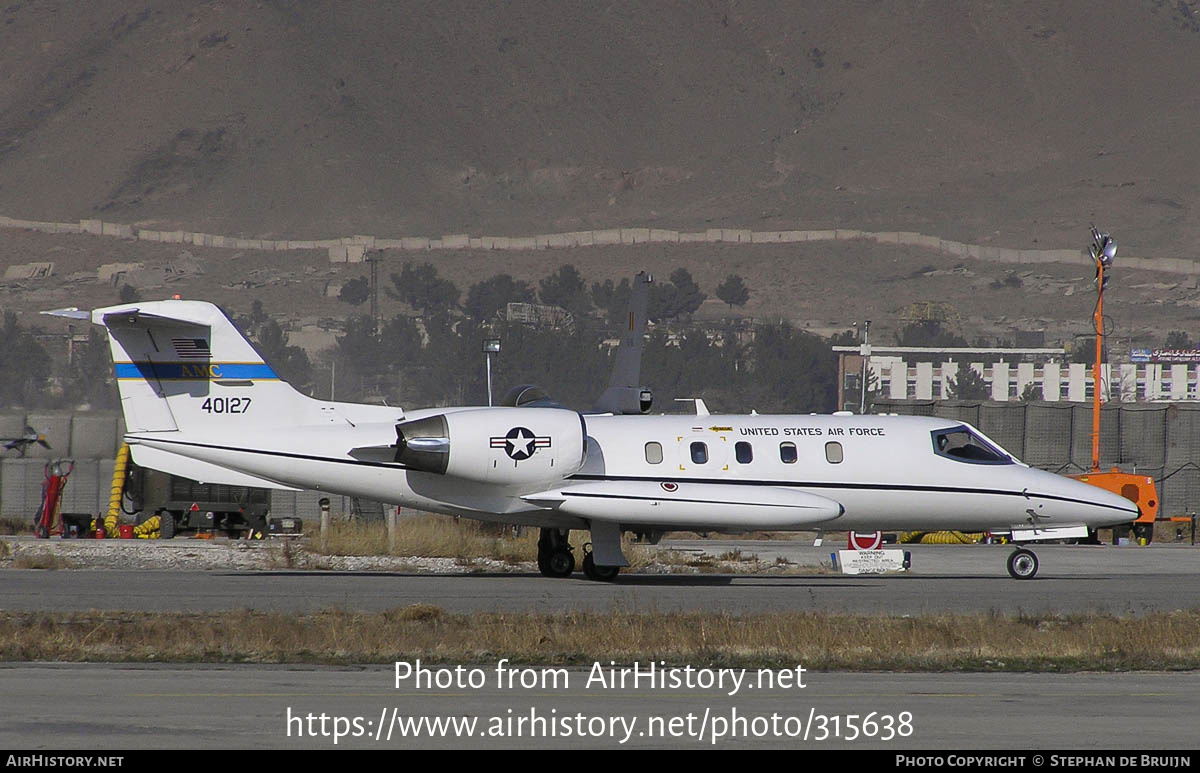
(311, 517, 539, 563)
(1, 607, 1198, 671)
(307, 518, 829, 574)
(0, 518, 29, 536)
(10, 553, 74, 570)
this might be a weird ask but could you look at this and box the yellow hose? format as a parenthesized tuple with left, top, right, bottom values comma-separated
(899, 530, 983, 544)
(132, 515, 160, 539)
(103, 444, 130, 537)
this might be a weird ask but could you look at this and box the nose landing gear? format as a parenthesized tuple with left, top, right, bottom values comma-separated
(1006, 547, 1039, 580)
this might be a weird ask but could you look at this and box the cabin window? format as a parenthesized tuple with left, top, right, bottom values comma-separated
(645, 442, 663, 465)
(735, 441, 753, 464)
(931, 426, 1013, 465)
(779, 442, 797, 464)
(690, 441, 709, 464)
(825, 441, 843, 464)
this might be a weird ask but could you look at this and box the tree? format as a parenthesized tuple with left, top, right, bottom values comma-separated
(1164, 330, 1192, 350)
(669, 268, 706, 318)
(745, 322, 837, 412)
(538, 264, 590, 318)
(388, 262, 460, 315)
(238, 299, 270, 330)
(338, 276, 369, 306)
(61, 328, 118, 409)
(828, 329, 859, 347)
(947, 366, 990, 400)
(378, 314, 424, 369)
(235, 300, 312, 392)
(464, 274, 535, 322)
(0, 311, 51, 408)
(251, 319, 313, 392)
(649, 267, 706, 322)
(118, 284, 141, 303)
(715, 274, 749, 309)
(591, 278, 631, 326)
(895, 320, 967, 349)
(1019, 382, 1043, 402)
(335, 315, 385, 377)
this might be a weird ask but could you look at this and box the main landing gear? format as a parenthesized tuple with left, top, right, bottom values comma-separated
(537, 528, 575, 578)
(1006, 547, 1039, 580)
(537, 528, 622, 581)
(582, 546, 620, 582)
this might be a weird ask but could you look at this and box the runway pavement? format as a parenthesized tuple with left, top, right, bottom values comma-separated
(0, 542, 1196, 615)
(1, 663, 1196, 749)
(3, 541, 1198, 751)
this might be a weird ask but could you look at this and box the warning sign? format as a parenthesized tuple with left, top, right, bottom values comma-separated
(836, 549, 909, 575)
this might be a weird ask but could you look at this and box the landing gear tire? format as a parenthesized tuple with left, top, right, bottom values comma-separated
(545, 549, 575, 577)
(1007, 548, 1039, 580)
(537, 528, 575, 578)
(159, 510, 176, 540)
(582, 552, 620, 582)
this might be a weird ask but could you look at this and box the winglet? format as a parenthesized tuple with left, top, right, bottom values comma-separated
(40, 307, 91, 320)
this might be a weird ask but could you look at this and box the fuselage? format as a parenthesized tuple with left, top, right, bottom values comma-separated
(126, 409, 1139, 535)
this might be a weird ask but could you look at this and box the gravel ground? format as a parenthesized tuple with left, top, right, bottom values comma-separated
(0, 536, 530, 573)
(0, 535, 820, 575)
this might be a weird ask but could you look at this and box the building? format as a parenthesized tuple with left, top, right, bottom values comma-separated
(833, 345, 1200, 410)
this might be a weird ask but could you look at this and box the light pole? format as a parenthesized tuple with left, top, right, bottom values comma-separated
(1088, 228, 1117, 472)
(483, 338, 501, 406)
(859, 319, 871, 415)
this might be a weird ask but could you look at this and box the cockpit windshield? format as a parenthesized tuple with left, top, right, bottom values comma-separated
(931, 426, 1013, 465)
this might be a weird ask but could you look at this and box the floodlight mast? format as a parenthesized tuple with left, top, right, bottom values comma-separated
(1089, 227, 1116, 472)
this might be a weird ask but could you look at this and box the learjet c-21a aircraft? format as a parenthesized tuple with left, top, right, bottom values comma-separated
(44, 299, 1139, 580)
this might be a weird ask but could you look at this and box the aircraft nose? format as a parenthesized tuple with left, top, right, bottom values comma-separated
(1042, 471, 1140, 524)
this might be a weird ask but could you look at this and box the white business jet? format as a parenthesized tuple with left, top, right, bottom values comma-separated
(44, 298, 1138, 581)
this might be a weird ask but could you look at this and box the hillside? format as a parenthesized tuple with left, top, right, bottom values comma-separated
(2, 0, 1200, 256)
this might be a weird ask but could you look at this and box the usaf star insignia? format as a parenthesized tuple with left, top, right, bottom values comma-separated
(490, 426, 552, 461)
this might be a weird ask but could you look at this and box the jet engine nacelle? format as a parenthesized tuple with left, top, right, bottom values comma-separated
(394, 407, 586, 486)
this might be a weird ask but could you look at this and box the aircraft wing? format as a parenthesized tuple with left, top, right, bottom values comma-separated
(522, 480, 843, 530)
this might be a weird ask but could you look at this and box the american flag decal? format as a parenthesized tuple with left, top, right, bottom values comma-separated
(172, 338, 211, 359)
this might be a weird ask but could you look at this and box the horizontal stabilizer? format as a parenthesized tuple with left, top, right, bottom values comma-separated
(129, 443, 301, 491)
(523, 480, 843, 530)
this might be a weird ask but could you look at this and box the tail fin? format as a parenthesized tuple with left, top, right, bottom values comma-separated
(84, 300, 312, 433)
(594, 271, 653, 414)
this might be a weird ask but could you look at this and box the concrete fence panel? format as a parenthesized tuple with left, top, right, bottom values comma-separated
(621, 228, 651, 244)
(1, 458, 44, 518)
(23, 413, 72, 460)
(0, 414, 28, 441)
(69, 413, 120, 459)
